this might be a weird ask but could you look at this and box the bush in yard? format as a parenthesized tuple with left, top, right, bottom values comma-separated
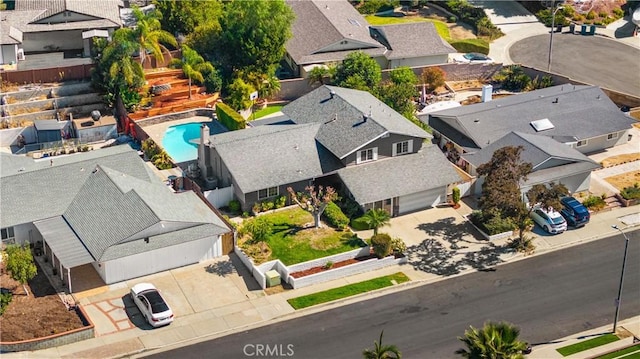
(323, 201, 350, 229)
(620, 183, 640, 200)
(586, 10, 596, 20)
(351, 216, 373, 231)
(324, 261, 334, 269)
(228, 199, 241, 214)
(469, 209, 515, 235)
(582, 195, 606, 211)
(391, 237, 407, 254)
(252, 202, 262, 214)
(274, 195, 287, 209)
(0, 291, 12, 315)
(5, 244, 37, 297)
(242, 217, 272, 243)
(141, 138, 160, 160)
(452, 187, 461, 207)
(261, 200, 274, 212)
(370, 233, 392, 258)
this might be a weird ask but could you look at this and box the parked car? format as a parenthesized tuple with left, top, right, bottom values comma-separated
(560, 196, 590, 227)
(130, 283, 174, 327)
(530, 207, 567, 234)
(453, 52, 494, 64)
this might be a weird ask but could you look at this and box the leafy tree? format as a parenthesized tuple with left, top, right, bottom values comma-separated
(308, 65, 332, 86)
(287, 185, 338, 228)
(153, 0, 222, 36)
(492, 65, 531, 92)
(456, 321, 529, 359)
(186, 23, 221, 62)
(169, 45, 217, 99)
(363, 209, 391, 236)
(226, 77, 255, 111)
(214, 0, 295, 80)
(421, 66, 446, 93)
(377, 82, 417, 120)
(5, 244, 37, 297)
(363, 330, 401, 359)
(243, 217, 273, 243)
(151, 150, 173, 169)
(334, 51, 382, 91)
(525, 75, 553, 91)
(130, 6, 177, 67)
(389, 66, 418, 86)
(516, 182, 569, 245)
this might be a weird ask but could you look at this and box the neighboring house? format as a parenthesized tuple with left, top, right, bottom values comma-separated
(198, 85, 462, 216)
(422, 85, 634, 196)
(0, 146, 230, 290)
(284, 0, 455, 77)
(0, 0, 122, 65)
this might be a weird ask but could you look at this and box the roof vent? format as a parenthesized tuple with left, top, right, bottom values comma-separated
(329, 90, 336, 99)
(530, 118, 555, 132)
(552, 98, 558, 103)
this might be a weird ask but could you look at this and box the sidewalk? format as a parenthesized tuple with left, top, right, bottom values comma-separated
(3, 204, 638, 359)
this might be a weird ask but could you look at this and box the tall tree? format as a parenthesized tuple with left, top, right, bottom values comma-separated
(456, 321, 529, 359)
(153, 0, 222, 36)
(308, 66, 331, 86)
(287, 186, 338, 228)
(334, 51, 382, 91)
(226, 77, 255, 111)
(514, 182, 569, 246)
(169, 45, 216, 99)
(377, 82, 418, 120)
(5, 244, 37, 297)
(214, 0, 295, 80)
(363, 331, 401, 359)
(363, 209, 392, 235)
(131, 6, 177, 67)
(389, 66, 418, 86)
(421, 66, 446, 93)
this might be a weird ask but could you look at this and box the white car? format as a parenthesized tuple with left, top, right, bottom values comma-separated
(453, 52, 494, 64)
(530, 207, 567, 234)
(130, 283, 174, 327)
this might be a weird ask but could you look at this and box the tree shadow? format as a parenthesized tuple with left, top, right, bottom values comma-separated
(406, 239, 466, 276)
(204, 260, 235, 277)
(416, 217, 484, 250)
(462, 242, 511, 271)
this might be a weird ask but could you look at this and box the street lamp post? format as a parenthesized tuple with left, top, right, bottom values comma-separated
(611, 225, 630, 333)
(547, 5, 564, 72)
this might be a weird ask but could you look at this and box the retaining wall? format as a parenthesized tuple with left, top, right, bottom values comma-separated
(0, 126, 36, 146)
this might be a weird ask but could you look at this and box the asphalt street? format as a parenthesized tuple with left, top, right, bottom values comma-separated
(147, 231, 640, 359)
(510, 34, 640, 97)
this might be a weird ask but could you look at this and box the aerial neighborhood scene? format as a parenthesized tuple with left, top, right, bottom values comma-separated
(1, 0, 639, 358)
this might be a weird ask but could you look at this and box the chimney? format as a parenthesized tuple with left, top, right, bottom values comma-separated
(481, 84, 492, 102)
(200, 123, 209, 145)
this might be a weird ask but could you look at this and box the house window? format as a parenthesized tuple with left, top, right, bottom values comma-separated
(607, 133, 618, 140)
(576, 139, 588, 147)
(392, 140, 412, 156)
(357, 147, 378, 164)
(1, 227, 15, 244)
(258, 186, 278, 199)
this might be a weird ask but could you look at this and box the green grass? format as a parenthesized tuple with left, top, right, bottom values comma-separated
(252, 208, 366, 265)
(253, 105, 283, 120)
(287, 272, 410, 309)
(365, 15, 451, 40)
(596, 344, 640, 359)
(556, 334, 621, 357)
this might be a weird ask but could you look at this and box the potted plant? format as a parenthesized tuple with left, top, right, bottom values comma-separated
(452, 187, 461, 209)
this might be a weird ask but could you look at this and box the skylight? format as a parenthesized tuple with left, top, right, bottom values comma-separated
(530, 118, 555, 132)
(348, 18, 361, 26)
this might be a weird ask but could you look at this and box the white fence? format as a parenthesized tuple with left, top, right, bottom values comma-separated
(204, 186, 234, 208)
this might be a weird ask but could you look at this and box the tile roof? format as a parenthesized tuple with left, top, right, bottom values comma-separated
(337, 145, 461, 204)
(428, 85, 636, 149)
(283, 85, 431, 159)
(208, 123, 343, 194)
(371, 22, 455, 60)
(285, 0, 384, 65)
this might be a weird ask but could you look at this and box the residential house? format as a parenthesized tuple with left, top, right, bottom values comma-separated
(0, 146, 230, 291)
(284, 0, 455, 77)
(422, 85, 635, 196)
(0, 0, 123, 65)
(198, 85, 462, 216)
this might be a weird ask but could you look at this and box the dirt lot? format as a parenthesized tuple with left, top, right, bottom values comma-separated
(0, 261, 85, 342)
(605, 171, 640, 191)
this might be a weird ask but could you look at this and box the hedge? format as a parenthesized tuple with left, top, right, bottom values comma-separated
(323, 202, 350, 229)
(216, 102, 246, 131)
(449, 38, 490, 55)
(351, 216, 372, 231)
(621, 183, 640, 200)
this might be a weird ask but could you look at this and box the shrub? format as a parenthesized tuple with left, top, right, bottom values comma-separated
(323, 261, 334, 269)
(242, 211, 250, 218)
(243, 217, 272, 243)
(449, 38, 490, 55)
(261, 201, 274, 212)
(351, 216, 372, 230)
(448, 16, 458, 23)
(216, 102, 246, 131)
(620, 183, 640, 200)
(323, 202, 350, 229)
(141, 138, 160, 160)
(391, 237, 407, 254)
(370, 233, 392, 258)
(613, 8, 624, 19)
(357, 0, 399, 14)
(452, 187, 461, 205)
(0, 291, 12, 315)
(469, 209, 515, 235)
(598, 11, 608, 18)
(582, 195, 606, 210)
(252, 202, 262, 214)
(228, 200, 241, 214)
(586, 10, 596, 20)
(336, 195, 362, 219)
(274, 195, 287, 209)
(572, 14, 584, 22)
(476, 17, 504, 40)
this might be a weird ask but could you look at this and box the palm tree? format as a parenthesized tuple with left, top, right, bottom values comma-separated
(363, 331, 401, 359)
(169, 45, 214, 99)
(363, 209, 391, 235)
(456, 321, 529, 359)
(131, 6, 177, 67)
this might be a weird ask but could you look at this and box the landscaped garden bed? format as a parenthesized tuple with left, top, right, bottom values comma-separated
(289, 254, 378, 278)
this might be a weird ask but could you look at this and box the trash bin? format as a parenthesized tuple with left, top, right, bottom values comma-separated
(581, 24, 588, 35)
(569, 23, 575, 33)
(589, 25, 596, 35)
(556, 24, 563, 33)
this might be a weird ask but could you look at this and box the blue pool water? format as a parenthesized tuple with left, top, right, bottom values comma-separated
(162, 122, 203, 163)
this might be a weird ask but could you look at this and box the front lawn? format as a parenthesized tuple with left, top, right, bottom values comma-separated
(556, 334, 620, 357)
(287, 272, 410, 309)
(241, 208, 366, 265)
(253, 105, 283, 120)
(596, 344, 640, 359)
(365, 15, 451, 40)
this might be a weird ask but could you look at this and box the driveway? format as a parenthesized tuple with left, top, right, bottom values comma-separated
(510, 34, 640, 96)
(470, 0, 542, 34)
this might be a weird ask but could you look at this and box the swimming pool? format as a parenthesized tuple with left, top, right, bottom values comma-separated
(162, 122, 203, 163)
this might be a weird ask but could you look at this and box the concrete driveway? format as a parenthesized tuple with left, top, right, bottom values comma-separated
(470, 0, 543, 34)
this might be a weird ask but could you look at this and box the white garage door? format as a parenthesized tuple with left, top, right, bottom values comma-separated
(398, 188, 443, 215)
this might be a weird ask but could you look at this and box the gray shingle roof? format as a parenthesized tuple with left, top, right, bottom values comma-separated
(429, 85, 636, 149)
(462, 131, 600, 169)
(34, 119, 69, 131)
(208, 123, 343, 194)
(337, 145, 461, 204)
(0, 10, 40, 45)
(371, 22, 455, 60)
(16, 0, 122, 26)
(285, 0, 383, 65)
(283, 85, 431, 159)
(33, 216, 94, 268)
